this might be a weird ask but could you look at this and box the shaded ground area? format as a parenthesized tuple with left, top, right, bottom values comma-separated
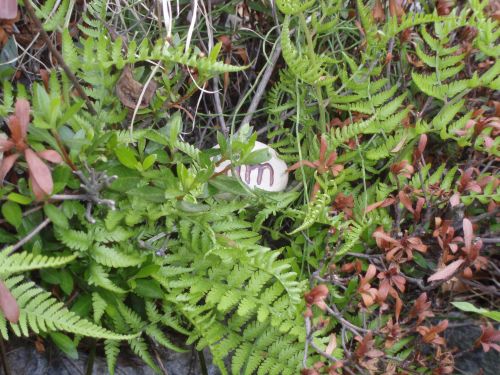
(3, 338, 220, 375)
(445, 323, 500, 375)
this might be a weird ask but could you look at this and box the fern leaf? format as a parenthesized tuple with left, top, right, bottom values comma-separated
(2, 276, 137, 340)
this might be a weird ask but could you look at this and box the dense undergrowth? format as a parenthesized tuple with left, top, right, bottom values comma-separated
(0, 0, 499, 374)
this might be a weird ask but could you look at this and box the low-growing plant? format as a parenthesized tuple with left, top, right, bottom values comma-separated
(0, 0, 499, 374)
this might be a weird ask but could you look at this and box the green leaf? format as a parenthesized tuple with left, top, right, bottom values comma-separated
(44, 204, 69, 229)
(132, 264, 161, 279)
(209, 42, 223, 62)
(208, 175, 251, 196)
(70, 295, 92, 318)
(59, 270, 74, 295)
(2, 201, 22, 228)
(168, 112, 182, 145)
(142, 154, 157, 170)
(176, 201, 210, 213)
(452, 302, 500, 322)
(242, 148, 271, 165)
(40, 269, 61, 284)
(133, 279, 163, 299)
(115, 146, 140, 170)
(7, 193, 33, 205)
(127, 186, 165, 202)
(49, 332, 79, 359)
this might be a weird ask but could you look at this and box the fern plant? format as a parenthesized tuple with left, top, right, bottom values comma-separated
(0, 247, 135, 341)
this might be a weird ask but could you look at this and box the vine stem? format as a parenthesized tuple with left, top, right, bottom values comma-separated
(23, 1, 98, 117)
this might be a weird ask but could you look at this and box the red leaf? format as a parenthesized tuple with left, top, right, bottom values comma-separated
(395, 296, 403, 321)
(449, 192, 461, 207)
(365, 197, 395, 213)
(0, 280, 20, 323)
(319, 135, 327, 163)
(372, 0, 385, 22)
(365, 264, 377, 281)
(0, 0, 18, 20)
(0, 153, 19, 183)
(398, 191, 414, 213)
(39, 69, 50, 91)
(14, 99, 31, 138)
(372, 230, 399, 246)
(37, 150, 63, 164)
(377, 279, 390, 302)
(389, 0, 405, 18)
(428, 259, 465, 282)
(25, 149, 53, 199)
(418, 134, 428, 156)
(0, 137, 14, 152)
(463, 218, 473, 251)
(287, 160, 317, 171)
(414, 197, 425, 221)
(7, 116, 24, 144)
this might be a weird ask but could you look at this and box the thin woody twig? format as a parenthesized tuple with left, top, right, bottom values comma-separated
(239, 41, 282, 130)
(7, 217, 51, 255)
(23, 1, 98, 116)
(205, 0, 227, 136)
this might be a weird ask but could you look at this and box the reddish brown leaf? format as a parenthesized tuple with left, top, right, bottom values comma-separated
(410, 293, 435, 324)
(417, 134, 427, 157)
(372, 0, 385, 22)
(37, 150, 63, 164)
(14, 98, 30, 140)
(365, 197, 395, 213)
(462, 218, 473, 251)
(0, 137, 14, 152)
(417, 320, 448, 345)
(0, 153, 19, 183)
(7, 116, 24, 145)
(39, 69, 50, 92)
(217, 35, 232, 53)
(0, 280, 20, 323)
(449, 192, 461, 206)
(25, 148, 53, 200)
(398, 190, 414, 213)
(428, 259, 465, 282)
(389, 0, 405, 18)
(0, 0, 18, 20)
(373, 228, 399, 248)
(406, 53, 424, 67)
(377, 279, 391, 302)
(390, 160, 414, 178)
(414, 197, 425, 221)
(304, 284, 329, 312)
(116, 65, 158, 109)
(436, 0, 455, 16)
(395, 296, 403, 321)
(475, 324, 500, 353)
(365, 264, 377, 280)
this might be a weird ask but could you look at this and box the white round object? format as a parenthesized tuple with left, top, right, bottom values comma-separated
(214, 141, 288, 192)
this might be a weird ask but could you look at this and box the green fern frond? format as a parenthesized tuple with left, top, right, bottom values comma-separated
(0, 276, 137, 340)
(0, 250, 77, 277)
(90, 245, 143, 268)
(55, 228, 93, 251)
(104, 339, 120, 375)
